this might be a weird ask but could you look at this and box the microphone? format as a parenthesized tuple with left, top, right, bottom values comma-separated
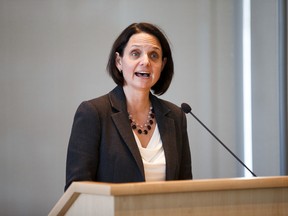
(181, 102, 257, 177)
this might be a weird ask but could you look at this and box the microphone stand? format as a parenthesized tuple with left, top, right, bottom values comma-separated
(183, 104, 257, 177)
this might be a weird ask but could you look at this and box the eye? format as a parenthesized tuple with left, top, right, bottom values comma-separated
(130, 50, 140, 58)
(150, 52, 161, 60)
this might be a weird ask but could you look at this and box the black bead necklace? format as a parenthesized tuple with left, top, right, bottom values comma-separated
(129, 106, 155, 135)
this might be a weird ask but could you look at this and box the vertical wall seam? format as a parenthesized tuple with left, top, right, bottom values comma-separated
(279, 0, 288, 175)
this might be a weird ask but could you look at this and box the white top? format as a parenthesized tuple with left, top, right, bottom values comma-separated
(133, 124, 166, 181)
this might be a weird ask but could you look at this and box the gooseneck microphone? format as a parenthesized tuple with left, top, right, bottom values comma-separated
(181, 103, 257, 177)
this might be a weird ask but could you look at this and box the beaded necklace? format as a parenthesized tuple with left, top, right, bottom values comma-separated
(128, 106, 155, 135)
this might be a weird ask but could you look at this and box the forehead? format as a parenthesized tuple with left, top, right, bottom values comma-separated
(126, 32, 162, 50)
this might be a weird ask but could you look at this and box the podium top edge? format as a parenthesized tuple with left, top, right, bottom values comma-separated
(70, 176, 288, 196)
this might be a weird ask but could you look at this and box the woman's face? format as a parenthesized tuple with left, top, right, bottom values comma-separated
(116, 32, 166, 92)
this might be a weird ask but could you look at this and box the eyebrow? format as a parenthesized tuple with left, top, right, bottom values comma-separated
(130, 45, 161, 50)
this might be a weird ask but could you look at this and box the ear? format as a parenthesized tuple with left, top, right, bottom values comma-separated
(115, 52, 122, 72)
(161, 57, 167, 71)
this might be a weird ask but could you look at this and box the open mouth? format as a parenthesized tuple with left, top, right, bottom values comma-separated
(135, 72, 150, 78)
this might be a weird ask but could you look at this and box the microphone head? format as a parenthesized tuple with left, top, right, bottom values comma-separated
(181, 103, 192, 114)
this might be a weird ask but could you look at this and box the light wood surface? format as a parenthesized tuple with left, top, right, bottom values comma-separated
(49, 176, 288, 216)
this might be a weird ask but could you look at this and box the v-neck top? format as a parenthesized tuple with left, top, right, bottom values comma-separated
(133, 124, 166, 181)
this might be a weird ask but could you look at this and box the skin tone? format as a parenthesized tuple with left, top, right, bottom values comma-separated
(115, 32, 167, 148)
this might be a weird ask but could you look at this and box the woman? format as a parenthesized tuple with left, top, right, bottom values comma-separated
(65, 22, 192, 191)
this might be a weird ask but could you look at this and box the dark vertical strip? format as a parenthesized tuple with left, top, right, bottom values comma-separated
(279, 0, 288, 175)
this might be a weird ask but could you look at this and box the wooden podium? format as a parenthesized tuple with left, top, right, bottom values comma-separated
(49, 176, 288, 216)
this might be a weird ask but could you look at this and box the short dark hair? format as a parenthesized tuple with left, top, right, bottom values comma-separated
(106, 22, 174, 95)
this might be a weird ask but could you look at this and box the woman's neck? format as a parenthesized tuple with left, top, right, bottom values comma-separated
(123, 86, 151, 113)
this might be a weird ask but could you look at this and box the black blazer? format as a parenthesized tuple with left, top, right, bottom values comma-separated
(65, 86, 192, 190)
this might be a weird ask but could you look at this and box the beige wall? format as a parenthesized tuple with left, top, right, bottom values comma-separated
(0, 0, 280, 215)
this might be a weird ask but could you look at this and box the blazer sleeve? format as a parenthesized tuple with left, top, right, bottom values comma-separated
(65, 101, 100, 191)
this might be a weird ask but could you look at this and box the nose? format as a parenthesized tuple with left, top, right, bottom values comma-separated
(140, 54, 150, 66)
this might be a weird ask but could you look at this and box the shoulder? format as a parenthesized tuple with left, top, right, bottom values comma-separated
(77, 94, 109, 112)
(160, 98, 181, 112)
(75, 86, 125, 116)
(73, 93, 111, 122)
(152, 95, 183, 116)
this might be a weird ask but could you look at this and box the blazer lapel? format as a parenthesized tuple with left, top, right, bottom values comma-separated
(151, 95, 178, 180)
(108, 86, 145, 179)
